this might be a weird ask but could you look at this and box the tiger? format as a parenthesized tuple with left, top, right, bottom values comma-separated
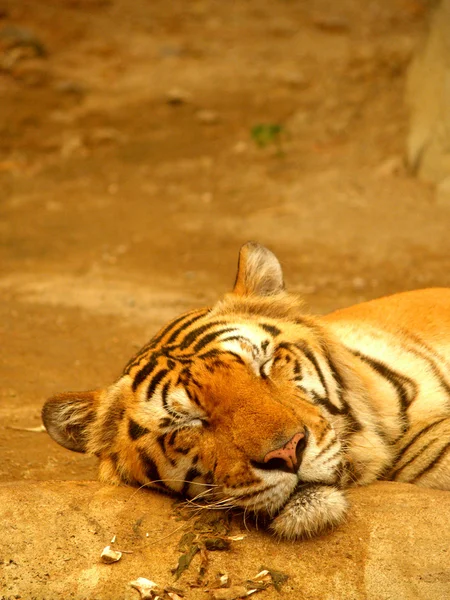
(42, 242, 450, 539)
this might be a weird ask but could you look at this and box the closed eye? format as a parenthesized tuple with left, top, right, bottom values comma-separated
(163, 414, 208, 430)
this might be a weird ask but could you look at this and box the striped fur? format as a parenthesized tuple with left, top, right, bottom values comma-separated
(42, 242, 450, 539)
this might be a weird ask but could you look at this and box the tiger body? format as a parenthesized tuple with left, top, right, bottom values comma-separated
(42, 243, 450, 538)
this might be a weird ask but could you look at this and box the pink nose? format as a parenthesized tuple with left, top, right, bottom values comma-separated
(263, 432, 305, 473)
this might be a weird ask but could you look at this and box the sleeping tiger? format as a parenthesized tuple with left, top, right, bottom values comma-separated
(42, 242, 450, 538)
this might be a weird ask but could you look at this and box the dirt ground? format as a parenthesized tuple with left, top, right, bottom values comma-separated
(1, 0, 450, 587)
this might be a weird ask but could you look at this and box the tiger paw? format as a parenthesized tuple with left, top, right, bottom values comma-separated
(270, 484, 349, 539)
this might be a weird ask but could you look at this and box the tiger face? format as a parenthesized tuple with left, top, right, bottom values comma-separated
(42, 243, 378, 538)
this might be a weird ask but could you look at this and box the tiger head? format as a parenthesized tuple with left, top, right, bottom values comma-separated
(43, 243, 358, 535)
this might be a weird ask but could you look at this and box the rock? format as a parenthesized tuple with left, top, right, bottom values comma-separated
(277, 71, 311, 89)
(166, 88, 192, 105)
(196, 109, 220, 125)
(406, 0, 450, 183)
(376, 155, 404, 178)
(54, 79, 88, 97)
(312, 14, 350, 33)
(1, 481, 449, 599)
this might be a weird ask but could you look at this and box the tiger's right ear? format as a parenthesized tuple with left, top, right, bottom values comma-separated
(232, 242, 285, 297)
(42, 390, 101, 453)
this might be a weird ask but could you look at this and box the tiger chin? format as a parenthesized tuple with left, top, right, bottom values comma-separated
(42, 242, 450, 539)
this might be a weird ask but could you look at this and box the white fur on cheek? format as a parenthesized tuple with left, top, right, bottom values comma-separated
(270, 484, 349, 539)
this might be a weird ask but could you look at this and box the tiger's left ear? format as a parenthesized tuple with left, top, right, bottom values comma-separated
(232, 242, 285, 297)
(42, 390, 101, 453)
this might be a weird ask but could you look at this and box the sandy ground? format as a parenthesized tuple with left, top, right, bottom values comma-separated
(1, 0, 450, 596)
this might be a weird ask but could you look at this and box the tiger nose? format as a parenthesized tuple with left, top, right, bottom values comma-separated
(263, 431, 307, 474)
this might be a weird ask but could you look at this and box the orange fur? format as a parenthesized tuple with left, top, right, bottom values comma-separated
(42, 243, 450, 538)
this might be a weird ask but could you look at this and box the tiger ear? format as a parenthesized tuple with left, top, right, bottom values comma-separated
(232, 242, 285, 297)
(42, 390, 101, 453)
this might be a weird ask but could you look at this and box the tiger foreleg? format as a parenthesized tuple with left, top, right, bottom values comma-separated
(270, 484, 349, 539)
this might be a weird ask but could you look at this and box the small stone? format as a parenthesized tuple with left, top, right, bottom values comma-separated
(129, 577, 160, 599)
(376, 156, 404, 178)
(351, 277, 366, 291)
(233, 141, 248, 154)
(100, 545, 122, 564)
(54, 80, 87, 96)
(196, 109, 220, 125)
(312, 15, 350, 33)
(201, 192, 212, 204)
(166, 87, 192, 105)
(278, 71, 311, 89)
(89, 127, 125, 145)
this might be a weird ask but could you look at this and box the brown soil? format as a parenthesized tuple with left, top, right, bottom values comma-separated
(1, 0, 449, 528)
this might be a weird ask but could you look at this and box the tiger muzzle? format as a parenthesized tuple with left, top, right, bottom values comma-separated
(253, 428, 309, 474)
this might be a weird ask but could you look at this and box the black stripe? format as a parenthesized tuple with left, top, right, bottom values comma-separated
(299, 344, 328, 394)
(185, 386, 201, 406)
(147, 369, 169, 399)
(200, 349, 246, 370)
(308, 391, 342, 416)
(166, 429, 191, 455)
(412, 440, 450, 482)
(138, 448, 164, 486)
(351, 350, 417, 429)
(123, 312, 195, 373)
(296, 342, 346, 417)
(181, 467, 201, 495)
(392, 418, 448, 468)
(323, 348, 362, 433)
(164, 310, 209, 345)
(168, 429, 178, 446)
(156, 433, 166, 453)
(128, 418, 150, 440)
(260, 323, 281, 337)
(100, 400, 125, 445)
(161, 381, 175, 414)
(232, 484, 277, 502)
(390, 439, 436, 479)
(193, 327, 235, 353)
(315, 436, 335, 459)
(405, 333, 450, 402)
(179, 321, 225, 350)
(132, 355, 159, 392)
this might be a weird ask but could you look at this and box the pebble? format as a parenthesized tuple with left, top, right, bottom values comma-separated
(54, 80, 87, 96)
(351, 277, 366, 291)
(129, 577, 160, 599)
(375, 156, 404, 178)
(312, 15, 350, 33)
(166, 87, 192, 105)
(100, 545, 122, 564)
(196, 109, 220, 125)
